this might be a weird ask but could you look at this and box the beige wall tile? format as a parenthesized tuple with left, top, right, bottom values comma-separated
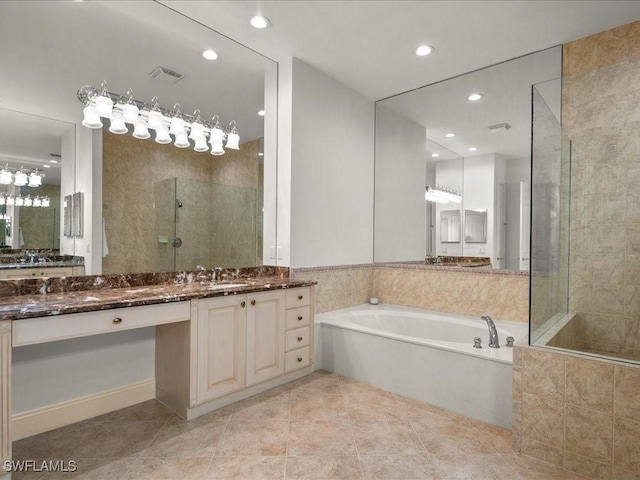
(563, 450, 613, 480)
(614, 416, 640, 474)
(565, 357, 614, 413)
(565, 405, 613, 463)
(520, 436, 563, 467)
(521, 393, 564, 448)
(614, 365, 640, 422)
(522, 349, 565, 398)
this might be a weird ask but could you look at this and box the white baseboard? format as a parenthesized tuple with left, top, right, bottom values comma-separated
(12, 379, 156, 440)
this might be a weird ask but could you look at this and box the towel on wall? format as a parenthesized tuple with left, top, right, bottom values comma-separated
(102, 217, 109, 257)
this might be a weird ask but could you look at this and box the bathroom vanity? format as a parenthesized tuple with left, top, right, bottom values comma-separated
(0, 270, 315, 473)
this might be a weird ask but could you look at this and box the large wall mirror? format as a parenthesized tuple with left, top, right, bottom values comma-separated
(0, 1, 278, 277)
(374, 46, 561, 270)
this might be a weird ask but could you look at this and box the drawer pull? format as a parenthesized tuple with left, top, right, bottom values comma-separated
(251, 299, 256, 306)
(298, 295, 303, 300)
(297, 357, 303, 362)
(297, 336, 303, 341)
(297, 316, 303, 321)
(241, 301, 246, 308)
(112, 317, 123, 325)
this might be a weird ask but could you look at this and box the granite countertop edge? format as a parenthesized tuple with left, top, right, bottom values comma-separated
(0, 279, 317, 321)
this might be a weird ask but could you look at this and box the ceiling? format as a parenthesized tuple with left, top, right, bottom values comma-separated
(162, 1, 640, 101)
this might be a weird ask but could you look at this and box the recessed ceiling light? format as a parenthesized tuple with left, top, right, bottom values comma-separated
(431, 153, 440, 158)
(250, 15, 270, 29)
(415, 45, 434, 56)
(49, 159, 59, 164)
(202, 49, 219, 61)
(445, 133, 456, 138)
(42, 164, 51, 169)
(258, 110, 265, 116)
(468, 93, 483, 101)
(468, 147, 478, 152)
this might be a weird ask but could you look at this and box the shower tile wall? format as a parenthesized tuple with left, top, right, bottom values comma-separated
(102, 134, 260, 274)
(564, 19, 640, 358)
(292, 265, 528, 321)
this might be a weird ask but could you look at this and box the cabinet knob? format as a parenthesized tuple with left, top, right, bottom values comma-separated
(297, 357, 303, 362)
(241, 301, 246, 308)
(297, 336, 303, 341)
(297, 316, 303, 321)
(298, 295, 303, 300)
(112, 317, 123, 325)
(251, 299, 256, 306)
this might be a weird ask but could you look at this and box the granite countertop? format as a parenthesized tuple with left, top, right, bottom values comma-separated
(0, 276, 315, 321)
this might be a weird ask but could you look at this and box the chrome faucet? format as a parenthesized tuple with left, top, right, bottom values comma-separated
(481, 315, 500, 348)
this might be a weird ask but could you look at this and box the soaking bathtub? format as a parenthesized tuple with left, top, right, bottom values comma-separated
(315, 304, 528, 428)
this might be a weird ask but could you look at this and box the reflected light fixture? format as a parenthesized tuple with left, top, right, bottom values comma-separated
(445, 132, 456, 138)
(415, 45, 434, 56)
(468, 93, 483, 101)
(0, 193, 50, 207)
(78, 82, 239, 156)
(202, 49, 219, 60)
(431, 153, 440, 158)
(258, 110, 265, 116)
(425, 185, 462, 204)
(250, 15, 270, 29)
(468, 147, 478, 152)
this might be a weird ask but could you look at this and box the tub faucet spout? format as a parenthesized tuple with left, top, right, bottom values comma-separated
(481, 315, 500, 348)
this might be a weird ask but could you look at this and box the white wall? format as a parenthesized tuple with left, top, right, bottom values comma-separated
(374, 106, 427, 262)
(59, 127, 75, 256)
(289, 58, 375, 268)
(435, 159, 464, 256)
(506, 157, 530, 270)
(463, 154, 496, 258)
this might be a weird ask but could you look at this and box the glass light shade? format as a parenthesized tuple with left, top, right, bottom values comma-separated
(14, 171, 28, 186)
(210, 141, 225, 156)
(0, 197, 5, 206)
(41, 197, 50, 207)
(174, 132, 189, 148)
(155, 126, 171, 144)
(194, 136, 208, 152)
(6, 196, 14, 206)
(133, 120, 150, 140)
(109, 111, 128, 134)
(225, 132, 240, 150)
(23, 196, 33, 207)
(169, 116, 185, 135)
(189, 122, 205, 140)
(95, 95, 113, 117)
(15, 197, 24, 206)
(33, 197, 42, 207)
(148, 110, 164, 130)
(28, 172, 42, 187)
(209, 127, 224, 144)
(0, 169, 12, 185)
(82, 106, 103, 129)
(123, 103, 139, 123)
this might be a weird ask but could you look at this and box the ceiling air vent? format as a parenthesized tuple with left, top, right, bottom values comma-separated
(48, 153, 62, 158)
(487, 123, 511, 132)
(149, 67, 184, 85)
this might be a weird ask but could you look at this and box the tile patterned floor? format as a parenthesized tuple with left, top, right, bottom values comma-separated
(12, 371, 589, 479)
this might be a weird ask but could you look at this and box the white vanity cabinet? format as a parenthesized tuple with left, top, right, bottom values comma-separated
(0, 266, 76, 280)
(194, 286, 313, 405)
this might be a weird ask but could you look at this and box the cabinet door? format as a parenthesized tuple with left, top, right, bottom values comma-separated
(197, 296, 247, 403)
(246, 290, 285, 386)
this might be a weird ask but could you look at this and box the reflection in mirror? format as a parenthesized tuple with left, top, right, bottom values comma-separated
(440, 211, 461, 243)
(464, 210, 487, 243)
(0, 109, 74, 255)
(0, 1, 278, 275)
(374, 46, 562, 270)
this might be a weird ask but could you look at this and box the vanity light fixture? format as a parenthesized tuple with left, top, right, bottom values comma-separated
(415, 45, 434, 56)
(0, 193, 50, 207)
(0, 165, 44, 188)
(78, 82, 240, 155)
(425, 185, 462, 204)
(250, 15, 270, 29)
(468, 93, 483, 101)
(445, 132, 456, 138)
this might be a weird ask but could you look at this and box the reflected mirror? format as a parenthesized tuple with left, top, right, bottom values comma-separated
(0, 1, 277, 277)
(374, 46, 562, 270)
(440, 211, 461, 243)
(464, 210, 487, 243)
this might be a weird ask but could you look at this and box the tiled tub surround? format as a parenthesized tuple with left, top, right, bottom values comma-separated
(513, 343, 640, 479)
(292, 263, 529, 321)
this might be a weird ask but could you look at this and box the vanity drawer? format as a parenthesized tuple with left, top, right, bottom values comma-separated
(285, 306, 311, 329)
(285, 346, 310, 372)
(13, 301, 191, 346)
(285, 287, 311, 309)
(286, 326, 310, 351)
